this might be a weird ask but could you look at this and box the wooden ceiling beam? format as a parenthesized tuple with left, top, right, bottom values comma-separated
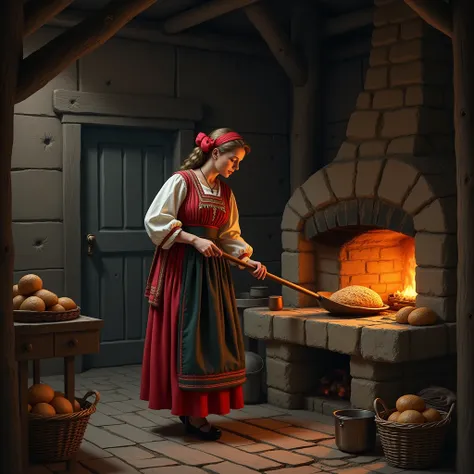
(163, 0, 261, 35)
(24, 0, 74, 38)
(404, 0, 452, 38)
(244, 2, 307, 87)
(16, 0, 158, 104)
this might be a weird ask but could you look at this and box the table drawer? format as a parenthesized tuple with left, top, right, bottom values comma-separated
(16, 334, 54, 360)
(54, 330, 100, 357)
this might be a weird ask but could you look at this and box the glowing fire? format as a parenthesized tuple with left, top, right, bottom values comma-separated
(394, 243, 417, 302)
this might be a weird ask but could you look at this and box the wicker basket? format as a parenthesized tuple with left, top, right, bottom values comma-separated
(14, 306, 80, 323)
(29, 390, 100, 462)
(374, 397, 455, 470)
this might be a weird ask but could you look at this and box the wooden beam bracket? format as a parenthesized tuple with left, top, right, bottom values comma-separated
(163, 0, 261, 35)
(24, 0, 74, 38)
(16, 0, 157, 104)
(244, 2, 307, 87)
(404, 0, 453, 38)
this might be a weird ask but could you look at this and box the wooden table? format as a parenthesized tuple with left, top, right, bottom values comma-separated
(14, 315, 104, 472)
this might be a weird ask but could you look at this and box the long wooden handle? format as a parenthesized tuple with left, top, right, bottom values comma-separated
(221, 252, 321, 300)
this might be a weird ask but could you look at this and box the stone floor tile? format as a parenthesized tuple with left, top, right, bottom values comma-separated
(320, 459, 349, 467)
(131, 458, 178, 469)
(205, 461, 259, 473)
(142, 440, 222, 466)
(359, 462, 405, 474)
(114, 413, 158, 428)
(90, 411, 125, 427)
(260, 403, 289, 414)
(107, 424, 163, 443)
(84, 425, 135, 448)
(136, 410, 177, 426)
(264, 466, 322, 474)
(192, 441, 281, 470)
(273, 416, 335, 435)
(107, 445, 155, 460)
(218, 430, 254, 446)
(81, 456, 141, 473)
(140, 467, 207, 473)
(260, 449, 314, 466)
(335, 467, 370, 474)
(350, 455, 382, 464)
(245, 418, 292, 430)
(107, 446, 178, 469)
(224, 410, 254, 420)
(239, 405, 284, 418)
(277, 427, 335, 442)
(96, 403, 125, 416)
(318, 439, 338, 449)
(213, 420, 314, 449)
(239, 443, 275, 453)
(124, 399, 152, 410)
(294, 446, 355, 460)
(97, 391, 132, 403)
(76, 440, 115, 460)
(105, 401, 141, 413)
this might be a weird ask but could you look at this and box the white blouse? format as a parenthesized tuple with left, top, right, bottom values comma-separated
(144, 173, 253, 262)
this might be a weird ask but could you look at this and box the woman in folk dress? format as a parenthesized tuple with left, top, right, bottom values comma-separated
(140, 128, 267, 441)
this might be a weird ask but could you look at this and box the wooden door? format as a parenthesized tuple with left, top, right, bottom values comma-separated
(81, 126, 173, 368)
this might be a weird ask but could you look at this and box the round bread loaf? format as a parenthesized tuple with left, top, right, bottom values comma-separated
(329, 285, 384, 308)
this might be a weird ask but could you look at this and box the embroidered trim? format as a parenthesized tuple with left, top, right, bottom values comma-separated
(188, 170, 226, 221)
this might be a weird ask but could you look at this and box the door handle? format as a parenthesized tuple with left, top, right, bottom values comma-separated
(86, 234, 96, 256)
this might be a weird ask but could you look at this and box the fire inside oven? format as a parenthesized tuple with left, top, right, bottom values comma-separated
(314, 228, 417, 307)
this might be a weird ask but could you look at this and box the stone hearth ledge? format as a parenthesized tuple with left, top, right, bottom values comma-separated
(243, 307, 456, 363)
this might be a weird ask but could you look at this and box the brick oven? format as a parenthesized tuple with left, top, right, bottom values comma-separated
(244, 0, 457, 413)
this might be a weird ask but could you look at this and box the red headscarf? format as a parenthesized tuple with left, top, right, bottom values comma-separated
(195, 131, 246, 153)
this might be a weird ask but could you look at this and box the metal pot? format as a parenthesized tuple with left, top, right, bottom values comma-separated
(333, 409, 376, 454)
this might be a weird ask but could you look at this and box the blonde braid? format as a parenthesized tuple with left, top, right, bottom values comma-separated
(180, 147, 208, 170)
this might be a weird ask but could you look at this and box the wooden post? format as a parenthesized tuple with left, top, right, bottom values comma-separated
(453, 1, 474, 471)
(290, 0, 320, 191)
(0, 0, 23, 472)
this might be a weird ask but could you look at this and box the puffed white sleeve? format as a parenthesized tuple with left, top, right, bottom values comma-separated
(144, 174, 187, 249)
(219, 191, 253, 264)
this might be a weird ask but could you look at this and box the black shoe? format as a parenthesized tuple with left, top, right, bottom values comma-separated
(179, 416, 187, 425)
(184, 417, 221, 441)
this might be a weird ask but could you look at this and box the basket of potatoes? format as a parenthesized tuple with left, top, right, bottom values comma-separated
(13, 274, 79, 323)
(374, 394, 455, 469)
(28, 383, 100, 462)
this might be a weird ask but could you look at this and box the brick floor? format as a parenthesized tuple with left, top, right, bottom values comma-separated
(26, 365, 456, 474)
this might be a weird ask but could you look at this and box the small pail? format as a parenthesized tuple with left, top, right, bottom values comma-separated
(333, 409, 376, 454)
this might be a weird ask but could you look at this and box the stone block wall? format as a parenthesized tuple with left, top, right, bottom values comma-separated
(337, 0, 454, 161)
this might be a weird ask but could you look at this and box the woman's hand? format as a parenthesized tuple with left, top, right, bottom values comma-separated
(192, 237, 222, 257)
(247, 259, 267, 280)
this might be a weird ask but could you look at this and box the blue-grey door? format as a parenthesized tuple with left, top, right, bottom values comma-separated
(81, 126, 173, 368)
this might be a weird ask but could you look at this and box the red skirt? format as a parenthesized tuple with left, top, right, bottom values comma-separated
(140, 244, 244, 417)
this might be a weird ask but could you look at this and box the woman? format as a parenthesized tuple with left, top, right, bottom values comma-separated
(140, 128, 267, 441)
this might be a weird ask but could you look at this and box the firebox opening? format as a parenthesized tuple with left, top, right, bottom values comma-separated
(314, 227, 416, 305)
(313, 349, 351, 401)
